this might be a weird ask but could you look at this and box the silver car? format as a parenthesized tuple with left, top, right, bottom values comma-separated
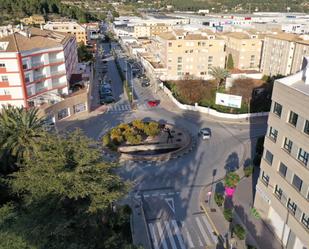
(199, 128, 211, 140)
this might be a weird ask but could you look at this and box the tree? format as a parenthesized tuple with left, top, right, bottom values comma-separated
(226, 53, 234, 70)
(209, 66, 231, 90)
(0, 106, 45, 173)
(2, 130, 131, 249)
(77, 43, 93, 62)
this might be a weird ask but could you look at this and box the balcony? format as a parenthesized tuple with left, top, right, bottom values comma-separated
(49, 58, 64, 64)
(32, 61, 45, 68)
(52, 79, 67, 88)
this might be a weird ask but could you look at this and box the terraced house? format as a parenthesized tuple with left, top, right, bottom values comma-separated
(0, 27, 78, 108)
(254, 57, 309, 249)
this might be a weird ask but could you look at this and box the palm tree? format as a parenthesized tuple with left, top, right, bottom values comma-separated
(0, 105, 45, 172)
(209, 66, 231, 90)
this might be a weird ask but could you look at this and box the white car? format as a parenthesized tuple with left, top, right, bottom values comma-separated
(199, 128, 211, 140)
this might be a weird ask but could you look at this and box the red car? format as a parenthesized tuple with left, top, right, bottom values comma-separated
(147, 100, 160, 107)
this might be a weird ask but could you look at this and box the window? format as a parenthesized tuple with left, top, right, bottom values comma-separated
(58, 108, 69, 120)
(168, 42, 172, 47)
(73, 103, 86, 114)
(283, 137, 293, 153)
(250, 62, 254, 68)
(0, 63, 5, 67)
(304, 120, 309, 135)
(288, 111, 298, 127)
(250, 55, 255, 61)
(177, 57, 182, 63)
(269, 127, 278, 142)
(208, 56, 213, 62)
(301, 213, 309, 230)
(1, 76, 8, 82)
(274, 185, 283, 199)
(261, 171, 269, 186)
(298, 148, 309, 166)
(292, 174, 303, 191)
(273, 102, 282, 117)
(265, 150, 273, 165)
(278, 163, 287, 177)
(287, 198, 297, 215)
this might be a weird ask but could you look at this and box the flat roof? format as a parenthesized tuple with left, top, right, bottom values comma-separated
(266, 32, 309, 45)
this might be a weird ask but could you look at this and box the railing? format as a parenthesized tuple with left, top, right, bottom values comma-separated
(49, 58, 64, 64)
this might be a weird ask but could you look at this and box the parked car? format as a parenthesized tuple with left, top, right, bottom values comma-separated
(199, 128, 211, 140)
(100, 96, 115, 104)
(147, 100, 160, 107)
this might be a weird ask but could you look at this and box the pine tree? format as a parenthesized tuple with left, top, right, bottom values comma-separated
(226, 53, 234, 70)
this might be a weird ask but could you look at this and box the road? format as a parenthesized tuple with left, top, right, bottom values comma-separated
(66, 37, 268, 249)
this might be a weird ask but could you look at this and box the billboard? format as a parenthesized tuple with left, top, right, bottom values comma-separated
(215, 92, 242, 109)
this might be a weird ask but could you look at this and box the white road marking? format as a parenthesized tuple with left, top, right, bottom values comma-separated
(144, 194, 150, 197)
(156, 222, 169, 249)
(165, 198, 175, 213)
(171, 220, 186, 249)
(164, 221, 178, 249)
(201, 216, 218, 244)
(160, 193, 167, 196)
(168, 192, 174, 196)
(148, 223, 160, 249)
(152, 193, 159, 197)
(181, 222, 194, 248)
(195, 217, 211, 245)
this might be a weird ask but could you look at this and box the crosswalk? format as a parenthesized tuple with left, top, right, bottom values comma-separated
(107, 104, 131, 113)
(148, 215, 217, 249)
(106, 102, 159, 113)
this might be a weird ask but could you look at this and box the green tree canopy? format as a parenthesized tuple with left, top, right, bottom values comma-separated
(0, 106, 45, 173)
(209, 66, 231, 90)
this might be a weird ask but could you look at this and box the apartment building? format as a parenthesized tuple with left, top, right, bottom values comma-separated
(153, 29, 225, 80)
(260, 33, 309, 76)
(21, 15, 45, 25)
(0, 27, 78, 108)
(254, 57, 309, 249)
(134, 23, 172, 38)
(219, 31, 263, 70)
(44, 21, 87, 44)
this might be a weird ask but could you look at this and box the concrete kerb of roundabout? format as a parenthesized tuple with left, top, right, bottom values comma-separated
(101, 121, 194, 163)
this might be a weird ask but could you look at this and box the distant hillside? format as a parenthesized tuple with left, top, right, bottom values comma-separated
(168, 0, 309, 13)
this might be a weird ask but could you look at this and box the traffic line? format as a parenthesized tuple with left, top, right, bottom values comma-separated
(156, 222, 169, 249)
(171, 220, 186, 249)
(195, 216, 212, 245)
(148, 223, 160, 249)
(202, 215, 218, 244)
(164, 221, 178, 249)
(182, 222, 194, 248)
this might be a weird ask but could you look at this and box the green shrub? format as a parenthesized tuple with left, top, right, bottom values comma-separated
(132, 119, 145, 131)
(244, 165, 253, 177)
(110, 128, 123, 144)
(223, 208, 233, 222)
(118, 123, 130, 131)
(103, 133, 111, 146)
(247, 244, 257, 249)
(214, 193, 224, 207)
(126, 134, 142, 145)
(144, 122, 160, 137)
(233, 224, 246, 240)
(224, 172, 240, 188)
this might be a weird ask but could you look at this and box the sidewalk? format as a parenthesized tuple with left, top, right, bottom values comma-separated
(200, 173, 284, 249)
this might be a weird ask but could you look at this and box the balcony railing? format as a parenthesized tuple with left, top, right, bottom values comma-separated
(52, 80, 66, 88)
(49, 58, 64, 64)
(32, 61, 45, 68)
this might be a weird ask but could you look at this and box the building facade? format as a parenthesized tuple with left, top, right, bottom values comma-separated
(153, 29, 225, 80)
(44, 21, 87, 45)
(254, 58, 309, 249)
(0, 27, 78, 108)
(220, 31, 263, 70)
(21, 15, 45, 25)
(134, 23, 172, 38)
(260, 33, 309, 76)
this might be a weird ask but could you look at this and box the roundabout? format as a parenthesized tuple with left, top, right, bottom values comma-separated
(102, 119, 193, 162)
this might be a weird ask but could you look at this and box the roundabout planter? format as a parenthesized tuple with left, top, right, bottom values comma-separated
(102, 120, 192, 162)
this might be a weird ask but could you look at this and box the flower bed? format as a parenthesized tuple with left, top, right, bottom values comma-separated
(103, 120, 161, 150)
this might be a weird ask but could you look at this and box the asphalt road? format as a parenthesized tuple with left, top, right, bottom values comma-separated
(65, 39, 268, 249)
